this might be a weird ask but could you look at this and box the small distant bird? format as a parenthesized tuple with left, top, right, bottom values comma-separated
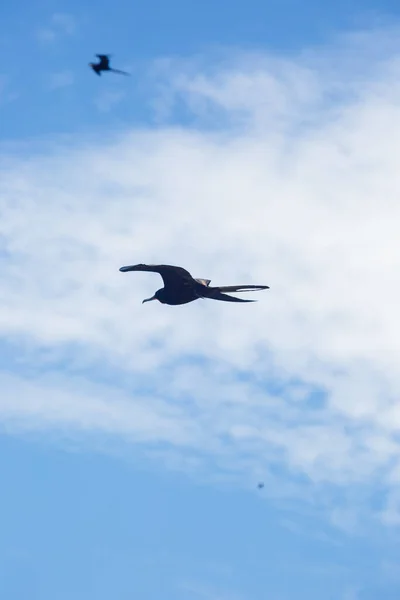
(119, 263, 269, 305)
(89, 54, 130, 77)
(257, 482, 264, 489)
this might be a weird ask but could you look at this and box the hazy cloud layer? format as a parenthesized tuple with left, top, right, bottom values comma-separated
(1, 27, 400, 527)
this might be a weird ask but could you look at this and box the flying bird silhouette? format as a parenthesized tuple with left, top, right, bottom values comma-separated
(119, 263, 269, 305)
(89, 54, 130, 76)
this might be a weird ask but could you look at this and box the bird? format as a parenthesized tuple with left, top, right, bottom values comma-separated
(89, 54, 130, 77)
(119, 263, 269, 305)
(257, 482, 264, 489)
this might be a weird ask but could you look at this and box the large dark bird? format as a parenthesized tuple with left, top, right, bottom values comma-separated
(119, 263, 269, 305)
(89, 54, 130, 76)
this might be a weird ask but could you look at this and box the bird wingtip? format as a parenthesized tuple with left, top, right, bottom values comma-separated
(119, 264, 143, 272)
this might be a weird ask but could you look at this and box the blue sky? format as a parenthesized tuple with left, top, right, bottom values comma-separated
(2, 1, 400, 599)
(1, 435, 400, 600)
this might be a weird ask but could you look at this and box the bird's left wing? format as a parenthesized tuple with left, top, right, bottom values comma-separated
(119, 264, 195, 288)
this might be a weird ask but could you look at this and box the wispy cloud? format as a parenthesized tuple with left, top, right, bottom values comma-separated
(342, 586, 361, 600)
(51, 13, 76, 35)
(36, 13, 76, 44)
(2, 25, 400, 530)
(94, 90, 126, 112)
(47, 71, 75, 90)
(178, 580, 242, 600)
(0, 372, 196, 445)
(0, 76, 19, 106)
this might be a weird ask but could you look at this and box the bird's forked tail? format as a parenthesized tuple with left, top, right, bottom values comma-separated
(207, 284, 269, 303)
(110, 68, 130, 76)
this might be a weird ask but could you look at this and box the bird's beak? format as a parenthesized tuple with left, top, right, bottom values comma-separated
(119, 265, 135, 272)
(142, 295, 156, 303)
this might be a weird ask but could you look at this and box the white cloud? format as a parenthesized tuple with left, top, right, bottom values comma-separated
(2, 26, 400, 528)
(0, 372, 197, 445)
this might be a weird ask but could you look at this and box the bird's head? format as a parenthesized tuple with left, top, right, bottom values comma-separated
(142, 289, 166, 304)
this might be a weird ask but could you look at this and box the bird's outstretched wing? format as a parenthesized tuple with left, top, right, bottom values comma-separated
(119, 264, 195, 288)
(96, 54, 110, 68)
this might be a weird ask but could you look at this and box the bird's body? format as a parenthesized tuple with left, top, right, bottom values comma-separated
(89, 54, 130, 76)
(119, 263, 269, 305)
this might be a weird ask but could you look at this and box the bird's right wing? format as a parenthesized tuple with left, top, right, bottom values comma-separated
(119, 264, 195, 287)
